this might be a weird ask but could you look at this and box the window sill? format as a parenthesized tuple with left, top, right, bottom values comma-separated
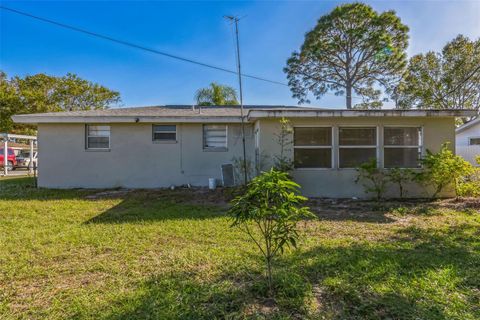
(203, 147, 228, 152)
(153, 140, 178, 144)
(85, 149, 111, 152)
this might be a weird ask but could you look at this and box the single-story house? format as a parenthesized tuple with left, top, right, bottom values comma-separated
(12, 106, 476, 198)
(456, 117, 480, 166)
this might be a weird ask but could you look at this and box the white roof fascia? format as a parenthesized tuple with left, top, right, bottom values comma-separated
(247, 109, 478, 120)
(12, 115, 246, 124)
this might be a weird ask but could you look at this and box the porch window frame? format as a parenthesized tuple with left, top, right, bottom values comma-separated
(383, 125, 424, 169)
(293, 125, 334, 170)
(337, 126, 379, 169)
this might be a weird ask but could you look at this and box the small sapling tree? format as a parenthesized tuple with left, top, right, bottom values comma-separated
(228, 169, 314, 296)
(355, 159, 388, 200)
(387, 168, 414, 198)
(273, 118, 294, 172)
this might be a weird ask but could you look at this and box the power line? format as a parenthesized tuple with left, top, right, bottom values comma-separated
(0, 5, 287, 86)
(431, 63, 480, 108)
(447, 64, 480, 96)
(0, 5, 366, 100)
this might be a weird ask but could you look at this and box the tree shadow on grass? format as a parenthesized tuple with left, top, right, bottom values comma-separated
(85, 192, 227, 224)
(0, 177, 97, 201)
(284, 223, 480, 319)
(96, 269, 313, 320)
(99, 272, 250, 320)
(89, 223, 479, 319)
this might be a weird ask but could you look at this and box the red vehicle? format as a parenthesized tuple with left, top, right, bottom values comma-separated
(0, 148, 17, 171)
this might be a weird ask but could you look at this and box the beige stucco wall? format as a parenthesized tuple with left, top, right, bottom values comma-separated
(256, 116, 456, 198)
(37, 123, 254, 188)
(37, 116, 456, 198)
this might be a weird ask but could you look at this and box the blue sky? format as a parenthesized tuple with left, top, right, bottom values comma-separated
(1, 1, 479, 109)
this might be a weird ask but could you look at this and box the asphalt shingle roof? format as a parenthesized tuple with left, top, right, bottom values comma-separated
(21, 105, 316, 118)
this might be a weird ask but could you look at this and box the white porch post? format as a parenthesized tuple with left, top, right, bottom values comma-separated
(29, 139, 34, 174)
(3, 139, 7, 176)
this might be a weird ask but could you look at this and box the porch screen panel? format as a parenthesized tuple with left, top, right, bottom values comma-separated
(384, 127, 422, 168)
(294, 127, 332, 168)
(339, 127, 377, 168)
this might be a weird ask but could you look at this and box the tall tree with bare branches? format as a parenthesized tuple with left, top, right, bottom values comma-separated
(284, 3, 409, 109)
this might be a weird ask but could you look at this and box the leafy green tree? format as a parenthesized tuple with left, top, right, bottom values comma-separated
(284, 3, 409, 109)
(417, 143, 474, 198)
(0, 72, 121, 134)
(396, 35, 480, 118)
(0, 72, 25, 133)
(228, 169, 314, 295)
(194, 82, 238, 106)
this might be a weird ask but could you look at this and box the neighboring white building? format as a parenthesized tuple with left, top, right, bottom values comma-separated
(456, 117, 480, 166)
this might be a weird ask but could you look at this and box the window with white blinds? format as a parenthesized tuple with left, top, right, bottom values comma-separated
(86, 125, 110, 150)
(203, 125, 227, 150)
(153, 125, 176, 141)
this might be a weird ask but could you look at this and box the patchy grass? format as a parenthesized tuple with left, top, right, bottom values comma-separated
(1, 177, 479, 319)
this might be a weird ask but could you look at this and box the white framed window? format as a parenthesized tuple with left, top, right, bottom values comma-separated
(338, 127, 377, 168)
(203, 124, 227, 150)
(293, 127, 333, 168)
(153, 125, 176, 141)
(469, 137, 480, 146)
(86, 125, 110, 150)
(384, 127, 422, 168)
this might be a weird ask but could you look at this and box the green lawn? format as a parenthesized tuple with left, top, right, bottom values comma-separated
(1, 177, 479, 319)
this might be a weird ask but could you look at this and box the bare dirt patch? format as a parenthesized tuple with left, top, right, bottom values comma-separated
(85, 187, 480, 220)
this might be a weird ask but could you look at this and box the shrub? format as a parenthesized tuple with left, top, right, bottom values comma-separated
(417, 143, 474, 198)
(228, 169, 314, 296)
(456, 167, 480, 197)
(386, 168, 415, 198)
(355, 158, 388, 200)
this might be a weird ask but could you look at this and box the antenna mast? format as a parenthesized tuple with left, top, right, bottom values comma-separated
(226, 15, 248, 185)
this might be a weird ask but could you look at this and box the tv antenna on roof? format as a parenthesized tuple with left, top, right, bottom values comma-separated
(225, 15, 248, 185)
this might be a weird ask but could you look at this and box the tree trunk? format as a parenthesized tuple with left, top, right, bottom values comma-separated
(346, 84, 352, 109)
(266, 256, 273, 297)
